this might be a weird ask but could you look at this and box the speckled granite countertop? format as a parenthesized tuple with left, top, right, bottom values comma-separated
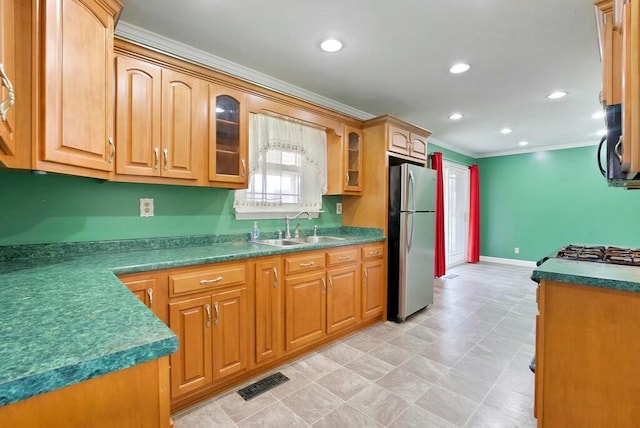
(0, 227, 383, 407)
(532, 258, 640, 293)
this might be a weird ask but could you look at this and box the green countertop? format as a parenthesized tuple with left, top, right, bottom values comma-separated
(531, 258, 640, 292)
(0, 227, 384, 407)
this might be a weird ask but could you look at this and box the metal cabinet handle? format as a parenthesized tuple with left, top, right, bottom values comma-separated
(200, 276, 223, 285)
(364, 268, 368, 283)
(615, 136, 623, 162)
(0, 64, 15, 122)
(321, 277, 326, 295)
(368, 250, 380, 256)
(328, 276, 333, 293)
(147, 288, 153, 307)
(272, 266, 278, 288)
(345, 173, 349, 186)
(205, 303, 211, 328)
(163, 148, 168, 170)
(337, 255, 350, 261)
(299, 261, 315, 267)
(213, 302, 219, 325)
(153, 147, 159, 169)
(108, 138, 115, 163)
(241, 159, 246, 177)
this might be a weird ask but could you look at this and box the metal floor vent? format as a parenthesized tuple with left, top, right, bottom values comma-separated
(237, 372, 289, 401)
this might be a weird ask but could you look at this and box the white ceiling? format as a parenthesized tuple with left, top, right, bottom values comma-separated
(118, 0, 603, 157)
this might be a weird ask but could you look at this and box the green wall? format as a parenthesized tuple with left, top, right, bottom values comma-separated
(0, 170, 343, 245)
(428, 143, 476, 166)
(478, 145, 640, 261)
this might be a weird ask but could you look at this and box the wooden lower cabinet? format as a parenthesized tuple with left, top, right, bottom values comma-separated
(285, 270, 327, 351)
(254, 257, 283, 364)
(362, 260, 385, 320)
(211, 286, 249, 379)
(326, 265, 359, 334)
(119, 271, 168, 324)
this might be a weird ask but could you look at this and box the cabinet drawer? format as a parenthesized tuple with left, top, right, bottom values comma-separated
(361, 244, 384, 260)
(170, 264, 247, 296)
(327, 248, 358, 266)
(285, 252, 325, 275)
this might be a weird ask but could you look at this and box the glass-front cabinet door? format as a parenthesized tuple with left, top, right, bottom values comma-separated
(209, 84, 248, 187)
(344, 126, 362, 193)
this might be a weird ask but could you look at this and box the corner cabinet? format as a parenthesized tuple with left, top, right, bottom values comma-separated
(327, 125, 363, 195)
(0, 0, 16, 163)
(37, 0, 122, 178)
(209, 84, 248, 188)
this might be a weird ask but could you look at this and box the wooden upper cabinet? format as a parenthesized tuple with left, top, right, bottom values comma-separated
(410, 134, 427, 160)
(622, 0, 640, 177)
(209, 84, 248, 187)
(595, 0, 623, 106)
(115, 55, 162, 177)
(388, 123, 428, 160)
(161, 69, 207, 181)
(326, 125, 362, 195)
(0, 0, 16, 161)
(38, 0, 122, 177)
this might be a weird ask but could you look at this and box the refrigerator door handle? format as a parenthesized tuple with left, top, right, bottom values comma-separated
(408, 169, 416, 213)
(407, 212, 414, 251)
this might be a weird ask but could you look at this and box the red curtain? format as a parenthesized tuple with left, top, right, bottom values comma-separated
(431, 152, 446, 277)
(467, 164, 480, 263)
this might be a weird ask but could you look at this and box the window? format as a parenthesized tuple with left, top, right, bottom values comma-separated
(234, 113, 327, 219)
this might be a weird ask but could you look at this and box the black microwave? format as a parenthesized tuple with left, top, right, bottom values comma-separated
(597, 104, 624, 180)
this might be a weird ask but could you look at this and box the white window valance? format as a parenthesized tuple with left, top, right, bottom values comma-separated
(234, 113, 327, 219)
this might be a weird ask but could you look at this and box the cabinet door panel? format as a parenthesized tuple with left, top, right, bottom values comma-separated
(388, 125, 410, 156)
(169, 296, 213, 398)
(327, 266, 359, 334)
(41, 0, 115, 172)
(0, 0, 16, 158)
(410, 134, 427, 160)
(362, 261, 384, 319)
(255, 258, 282, 364)
(161, 69, 206, 180)
(115, 55, 161, 176)
(212, 286, 249, 380)
(285, 271, 326, 351)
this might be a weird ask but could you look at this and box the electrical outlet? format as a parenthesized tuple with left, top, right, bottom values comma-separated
(336, 202, 343, 214)
(140, 198, 154, 217)
(514, 247, 520, 254)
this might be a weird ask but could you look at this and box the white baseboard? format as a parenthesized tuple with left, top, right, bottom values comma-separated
(479, 256, 536, 267)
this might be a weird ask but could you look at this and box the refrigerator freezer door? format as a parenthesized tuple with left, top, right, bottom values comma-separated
(400, 164, 437, 212)
(398, 211, 435, 319)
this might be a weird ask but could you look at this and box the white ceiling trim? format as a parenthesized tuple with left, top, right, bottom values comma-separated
(115, 21, 375, 121)
(476, 140, 599, 159)
(427, 137, 479, 159)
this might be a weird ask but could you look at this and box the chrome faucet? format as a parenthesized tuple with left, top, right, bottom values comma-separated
(285, 211, 310, 239)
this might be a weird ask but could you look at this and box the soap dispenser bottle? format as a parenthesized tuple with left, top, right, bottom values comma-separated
(251, 221, 260, 241)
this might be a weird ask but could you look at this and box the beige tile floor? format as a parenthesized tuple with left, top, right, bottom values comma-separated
(173, 262, 538, 427)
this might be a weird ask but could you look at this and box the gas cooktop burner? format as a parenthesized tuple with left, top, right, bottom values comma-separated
(557, 245, 640, 266)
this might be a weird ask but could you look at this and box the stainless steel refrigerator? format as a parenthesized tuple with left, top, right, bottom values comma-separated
(388, 163, 436, 322)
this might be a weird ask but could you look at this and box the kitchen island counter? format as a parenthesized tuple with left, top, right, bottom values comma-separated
(0, 227, 383, 407)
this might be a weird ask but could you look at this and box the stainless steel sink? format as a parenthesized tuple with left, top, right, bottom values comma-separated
(253, 238, 307, 247)
(294, 236, 346, 244)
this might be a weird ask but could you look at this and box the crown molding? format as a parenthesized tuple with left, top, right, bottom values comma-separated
(427, 137, 479, 159)
(476, 140, 599, 158)
(115, 21, 375, 121)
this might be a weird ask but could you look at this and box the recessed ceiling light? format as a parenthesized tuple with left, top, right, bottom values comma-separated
(500, 128, 513, 134)
(449, 63, 470, 74)
(518, 141, 529, 146)
(591, 111, 605, 119)
(448, 113, 463, 120)
(547, 91, 568, 99)
(320, 39, 343, 53)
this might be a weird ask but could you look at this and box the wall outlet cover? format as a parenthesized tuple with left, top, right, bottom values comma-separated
(514, 247, 520, 254)
(336, 202, 343, 215)
(140, 198, 154, 217)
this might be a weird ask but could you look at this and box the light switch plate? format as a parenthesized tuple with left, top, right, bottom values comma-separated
(140, 198, 154, 217)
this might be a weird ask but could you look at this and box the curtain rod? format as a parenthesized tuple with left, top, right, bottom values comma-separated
(254, 110, 327, 131)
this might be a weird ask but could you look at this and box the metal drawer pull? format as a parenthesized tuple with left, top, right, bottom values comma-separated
(321, 277, 326, 295)
(108, 138, 115, 163)
(213, 302, 219, 325)
(0, 64, 15, 121)
(153, 147, 159, 169)
(299, 261, 315, 267)
(368, 250, 380, 256)
(200, 276, 223, 285)
(328, 276, 333, 293)
(163, 148, 168, 170)
(337, 255, 351, 261)
(272, 267, 278, 288)
(147, 288, 153, 306)
(205, 304, 211, 328)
